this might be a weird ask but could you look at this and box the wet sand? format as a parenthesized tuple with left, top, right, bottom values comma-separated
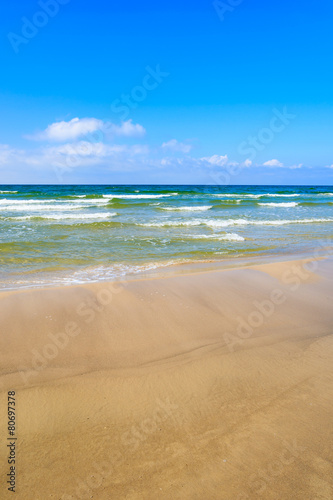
(0, 255, 333, 499)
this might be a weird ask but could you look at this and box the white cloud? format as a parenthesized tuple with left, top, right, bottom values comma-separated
(107, 119, 146, 138)
(130, 144, 150, 155)
(26, 118, 146, 142)
(0, 145, 14, 164)
(1, 126, 315, 184)
(162, 139, 192, 154)
(45, 142, 125, 158)
(0, 140, 151, 178)
(243, 159, 252, 167)
(263, 159, 284, 167)
(263, 160, 306, 169)
(40, 141, 149, 169)
(197, 156, 252, 169)
(201, 155, 229, 167)
(27, 117, 104, 142)
(0, 144, 27, 166)
(289, 163, 303, 169)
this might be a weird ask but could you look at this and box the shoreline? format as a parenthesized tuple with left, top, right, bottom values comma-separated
(1, 243, 332, 292)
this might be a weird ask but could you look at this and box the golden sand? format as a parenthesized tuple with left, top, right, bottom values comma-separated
(0, 256, 333, 499)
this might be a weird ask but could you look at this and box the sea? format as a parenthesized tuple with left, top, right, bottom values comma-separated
(0, 185, 333, 289)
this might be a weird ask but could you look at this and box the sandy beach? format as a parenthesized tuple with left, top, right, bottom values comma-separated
(2, 0, 332, 496)
(1, 254, 333, 499)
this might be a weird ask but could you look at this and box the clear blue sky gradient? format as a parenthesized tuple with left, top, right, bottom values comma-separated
(1, 0, 333, 184)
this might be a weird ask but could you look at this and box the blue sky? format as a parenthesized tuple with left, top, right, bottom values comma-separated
(1, 0, 333, 184)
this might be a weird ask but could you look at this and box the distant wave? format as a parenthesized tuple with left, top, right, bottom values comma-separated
(214, 193, 300, 199)
(263, 193, 300, 198)
(258, 202, 299, 208)
(0, 199, 110, 210)
(189, 233, 245, 242)
(142, 217, 333, 228)
(0, 190, 18, 194)
(206, 217, 333, 227)
(143, 220, 202, 227)
(11, 212, 117, 221)
(0, 203, 94, 211)
(67, 197, 107, 204)
(0, 199, 58, 205)
(160, 205, 212, 212)
(103, 193, 178, 199)
(213, 194, 262, 199)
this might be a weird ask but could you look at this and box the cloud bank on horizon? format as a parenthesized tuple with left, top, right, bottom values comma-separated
(1, 116, 329, 184)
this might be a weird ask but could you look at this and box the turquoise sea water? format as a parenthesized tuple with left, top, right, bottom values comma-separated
(0, 185, 333, 289)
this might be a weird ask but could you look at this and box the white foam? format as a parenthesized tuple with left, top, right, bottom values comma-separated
(0, 190, 18, 194)
(214, 193, 300, 199)
(103, 193, 177, 199)
(142, 217, 333, 228)
(68, 197, 111, 204)
(0, 199, 58, 205)
(190, 233, 245, 242)
(204, 218, 332, 228)
(2, 260, 188, 290)
(212, 218, 333, 227)
(160, 206, 212, 212)
(258, 202, 299, 208)
(142, 220, 202, 227)
(0, 199, 110, 210)
(11, 212, 117, 221)
(0, 203, 91, 211)
(69, 198, 108, 204)
(263, 193, 300, 198)
(214, 194, 262, 199)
